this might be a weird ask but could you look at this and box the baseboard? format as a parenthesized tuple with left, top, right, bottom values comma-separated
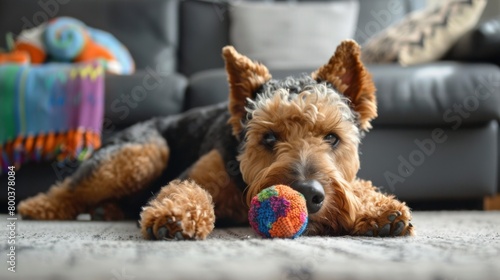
(484, 195, 500, 210)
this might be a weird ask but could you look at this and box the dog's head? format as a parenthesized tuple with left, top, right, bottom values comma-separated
(222, 40, 377, 234)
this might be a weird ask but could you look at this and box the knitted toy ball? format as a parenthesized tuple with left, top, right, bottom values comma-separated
(249, 184, 308, 239)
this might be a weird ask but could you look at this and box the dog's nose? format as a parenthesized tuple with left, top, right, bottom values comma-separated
(290, 180, 325, 214)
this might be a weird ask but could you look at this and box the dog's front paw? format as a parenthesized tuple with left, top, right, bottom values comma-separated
(354, 207, 415, 237)
(140, 180, 215, 241)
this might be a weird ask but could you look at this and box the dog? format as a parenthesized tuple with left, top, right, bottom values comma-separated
(18, 40, 414, 240)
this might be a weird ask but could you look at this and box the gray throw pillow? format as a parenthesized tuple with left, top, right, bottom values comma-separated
(229, 1, 360, 69)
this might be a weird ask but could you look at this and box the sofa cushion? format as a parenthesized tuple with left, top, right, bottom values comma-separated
(361, 0, 487, 66)
(185, 63, 500, 127)
(358, 121, 498, 199)
(0, 0, 179, 71)
(229, 1, 359, 69)
(105, 72, 187, 130)
(371, 62, 500, 127)
(179, 0, 230, 77)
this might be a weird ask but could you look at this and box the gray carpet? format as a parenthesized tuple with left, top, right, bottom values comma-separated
(1, 211, 500, 280)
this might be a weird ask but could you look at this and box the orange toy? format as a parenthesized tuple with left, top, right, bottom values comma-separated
(0, 50, 30, 64)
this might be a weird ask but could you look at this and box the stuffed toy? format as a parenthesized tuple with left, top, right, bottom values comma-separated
(7, 17, 134, 74)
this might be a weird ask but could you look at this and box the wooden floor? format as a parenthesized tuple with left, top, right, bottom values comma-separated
(484, 195, 500, 210)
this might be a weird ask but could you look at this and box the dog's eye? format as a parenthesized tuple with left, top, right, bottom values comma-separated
(324, 133, 340, 148)
(262, 132, 277, 149)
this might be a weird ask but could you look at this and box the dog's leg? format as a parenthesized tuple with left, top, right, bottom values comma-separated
(350, 179, 414, 237)
(88, 201, 125, 221)
(140, 149, 246, 240)
(18, 123, 169, 220)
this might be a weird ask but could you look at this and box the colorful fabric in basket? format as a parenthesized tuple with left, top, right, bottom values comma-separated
(0, 62, 104, 172)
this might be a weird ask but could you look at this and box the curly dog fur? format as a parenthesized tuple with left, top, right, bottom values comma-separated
(19, 40, 414, 240)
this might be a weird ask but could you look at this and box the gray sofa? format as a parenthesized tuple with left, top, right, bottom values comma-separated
(1, 0, 499, 208)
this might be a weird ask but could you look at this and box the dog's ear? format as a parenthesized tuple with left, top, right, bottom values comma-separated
(222, 46, 272, 137)
(312, 40, 377, 131)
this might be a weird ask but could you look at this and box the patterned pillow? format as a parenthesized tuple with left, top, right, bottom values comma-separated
(361, 0, 487, 66)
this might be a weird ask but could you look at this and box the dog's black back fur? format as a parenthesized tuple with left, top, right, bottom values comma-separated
(81, 102, 241, 218)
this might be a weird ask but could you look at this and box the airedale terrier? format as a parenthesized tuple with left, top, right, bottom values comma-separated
(18, 40, 414, 240)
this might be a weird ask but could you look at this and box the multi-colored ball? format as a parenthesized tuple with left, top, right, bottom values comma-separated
(248, 184, 308, 239)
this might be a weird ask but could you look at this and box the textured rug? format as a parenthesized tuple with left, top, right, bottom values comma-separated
(1, 211, 499, 280)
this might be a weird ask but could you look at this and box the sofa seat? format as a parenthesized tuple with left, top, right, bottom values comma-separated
(186, 63, 500, 126)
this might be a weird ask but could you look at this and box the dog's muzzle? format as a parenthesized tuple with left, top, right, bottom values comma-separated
(290, 180, 325, 214)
